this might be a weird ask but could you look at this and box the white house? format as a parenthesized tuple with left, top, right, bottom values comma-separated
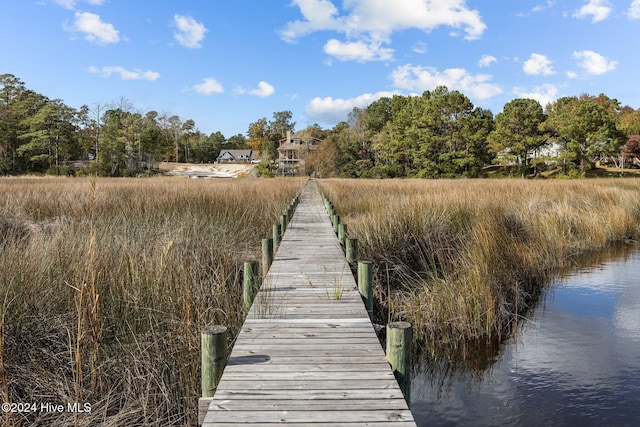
(216, 149, 259, 163)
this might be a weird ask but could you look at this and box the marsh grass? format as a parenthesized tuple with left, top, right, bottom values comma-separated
(325, 275, 351, 301)
(318, 179, 640, 349)
(0, 176, 305, 426)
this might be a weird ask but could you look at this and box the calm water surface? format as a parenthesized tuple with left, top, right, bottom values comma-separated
(411, 248, 640, 427)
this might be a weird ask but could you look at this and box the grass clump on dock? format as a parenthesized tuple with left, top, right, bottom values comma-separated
(0, 176, 305, 426)
(317, 179, 640, 348)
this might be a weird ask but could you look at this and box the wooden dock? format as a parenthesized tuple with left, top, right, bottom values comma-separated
(201, 180, 416, 426)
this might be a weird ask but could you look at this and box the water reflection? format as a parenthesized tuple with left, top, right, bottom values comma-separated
(412, 245, 640, 427)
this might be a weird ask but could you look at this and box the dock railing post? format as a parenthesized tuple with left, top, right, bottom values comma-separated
(346, 238, 358, 265)
(243, 260, 259, 312)
(199, 325, 227, 425)
(357, 261, 373, 317)
(338, 223, 347, 246)
(280, 213, 288, 234)
(332, 214, 340, 234)
(386, 322, 412, 406)
(262, 238, 273, 278)
(273, 223, 281, 249)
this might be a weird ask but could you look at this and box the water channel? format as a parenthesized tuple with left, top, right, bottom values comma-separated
(411, 247, 640, 427)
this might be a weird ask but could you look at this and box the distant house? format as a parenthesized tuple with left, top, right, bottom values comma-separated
(216, 149, 259, 163)
(531, 142, 562, 161)
(495, 142, 562, 166)
(277, 130, 322, 171)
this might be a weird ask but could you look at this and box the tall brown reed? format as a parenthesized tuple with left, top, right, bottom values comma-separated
(0, 291, 8, 427)
(318, 179, 640, 349)
(0, 176, 305, 426)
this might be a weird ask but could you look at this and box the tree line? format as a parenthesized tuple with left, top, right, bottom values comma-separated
(0, 74, 247, 176)
(3, 72, 640, 178)
(306, 86, 640, 178)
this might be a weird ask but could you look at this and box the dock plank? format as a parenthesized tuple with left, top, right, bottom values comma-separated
(202, 180, 416, 426)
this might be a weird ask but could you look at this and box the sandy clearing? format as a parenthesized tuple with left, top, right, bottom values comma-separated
(158, 162, 256, 178)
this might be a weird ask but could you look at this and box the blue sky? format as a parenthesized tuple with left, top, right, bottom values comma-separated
(1, 0, 638, 137)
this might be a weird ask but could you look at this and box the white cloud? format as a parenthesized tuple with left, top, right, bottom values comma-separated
(323, 38, 394, 62)
(573, 50, 617, 75)
(69, 11, 119, 44)
(306, 91, 399, 123)
(531, 1, 556, 13)
(573, 0, 612, 23)
(412, 42, 427, 54)
(523, 53, 555, 76)
(280, 0, 341, 41)
(88, 66, 159, 81)
(173, 14, 207, 48)
(513, 84, 559, 108)
(390, 64, 502, 100)
(53, 0, 105, 9)
(478, 54, 497, 67)
(281, 0, 486, 62)
(193, 78, 224, 95)
(628, 0, 640, 19)
(237, 81, 276, 98)
(343, 0, 486, 40)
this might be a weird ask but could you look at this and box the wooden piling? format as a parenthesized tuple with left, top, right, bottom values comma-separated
(357, 261, 373, 315)
(243, 261, 259, 312)
(280, 213, 288, 234)
(262, 238, 273, 277)
(201, 325, 227, 397)
(199, 325, 227, 425)
(332, 214, 340, 233)
(273, 223, 281, 249)
(326, 201, 334, 216)
(338, 223, 347, 245)
(386, 321, 412, 405)
(346, 238, 358, 265)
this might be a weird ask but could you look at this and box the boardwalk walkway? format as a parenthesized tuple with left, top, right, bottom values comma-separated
(202, 180, 416, 426)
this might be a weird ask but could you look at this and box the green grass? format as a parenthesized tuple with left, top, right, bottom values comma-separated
(317, 178, 640, 349)
(0, 176, 306, 426)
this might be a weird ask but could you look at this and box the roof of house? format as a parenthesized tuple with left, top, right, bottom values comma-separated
(217, 149, 259, 161)
(221, 149, 251, 156)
